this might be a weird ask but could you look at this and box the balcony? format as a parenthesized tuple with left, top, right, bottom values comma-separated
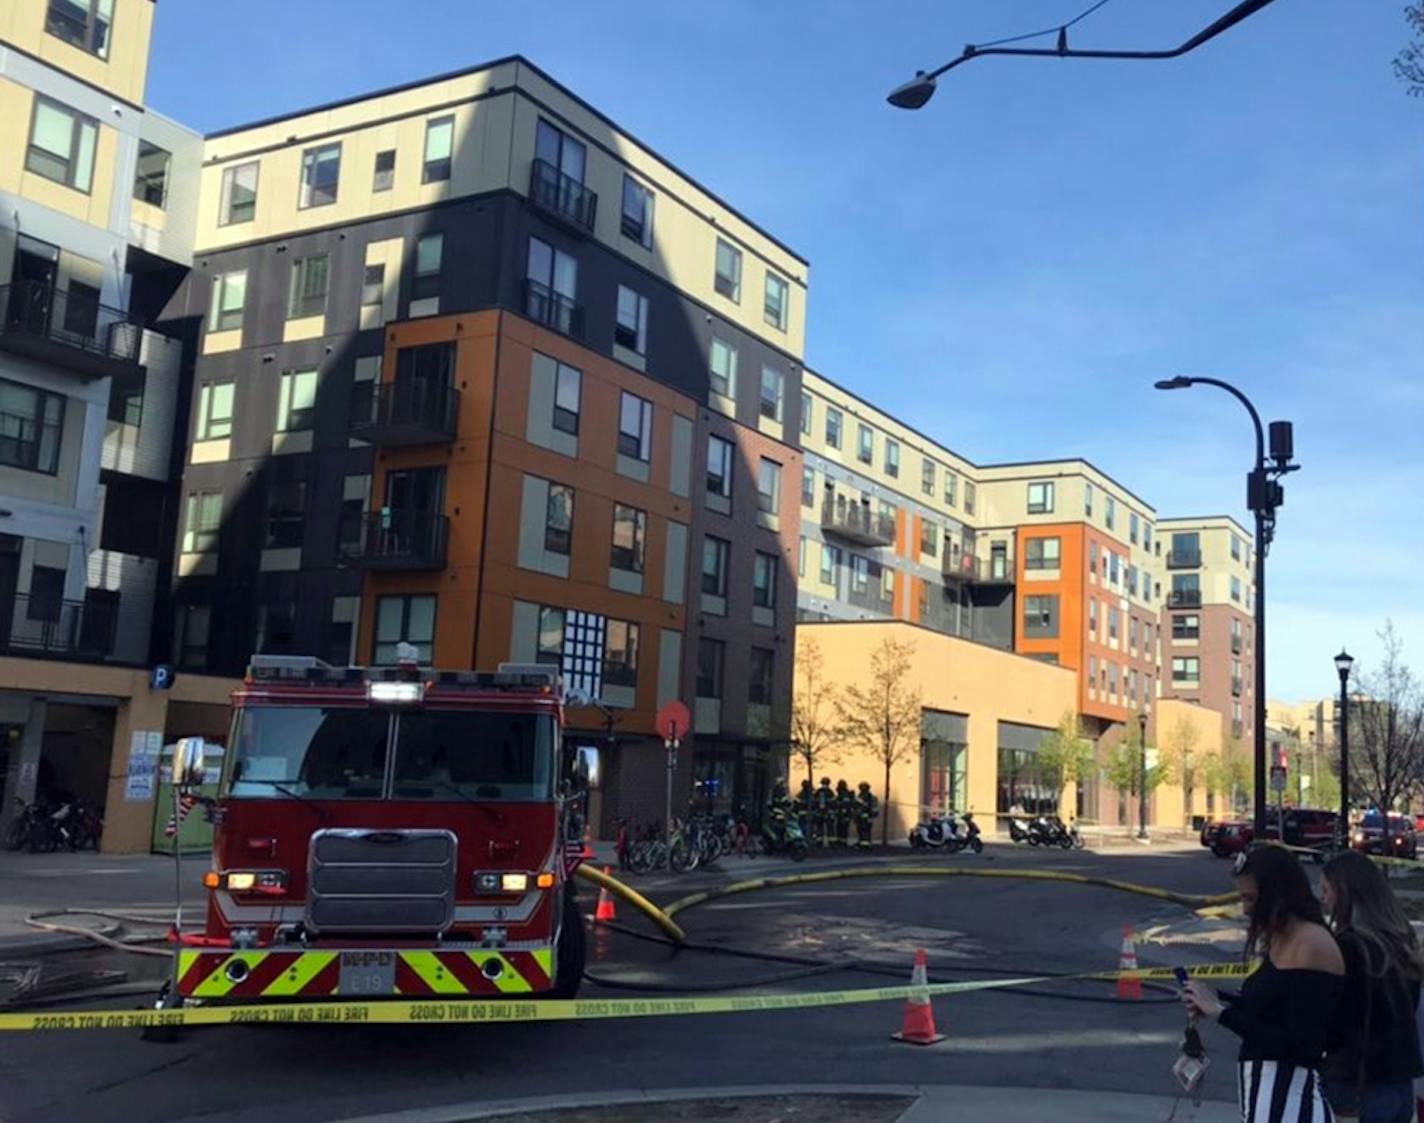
(1, 281, 144, 381)
(943, 553, 1014, 584)
(1231, 676, 1243, 697)
(350, 378, 459, 446)
(821, 499, 895, 547)
(2, 594, 117, 660)
(522, 279, 584, 338)
(528, 159, 598, 235)
(1166, 548, 1202, 569)
(1168, 588, 1203, 609)
(343, 510, 449, 571)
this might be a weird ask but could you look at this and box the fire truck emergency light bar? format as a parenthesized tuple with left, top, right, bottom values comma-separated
(245, 655, 562, 696)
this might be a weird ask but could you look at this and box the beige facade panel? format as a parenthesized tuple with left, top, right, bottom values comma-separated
(0, 0, 154, 105)
(0, 78, 120, 228)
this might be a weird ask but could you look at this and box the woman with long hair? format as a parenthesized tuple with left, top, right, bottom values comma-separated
(1321, 850, 1423, 1122)
(1183, 845, 1344, 1122)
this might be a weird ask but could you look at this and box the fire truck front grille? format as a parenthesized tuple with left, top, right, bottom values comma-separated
(307, 828, 457, 933)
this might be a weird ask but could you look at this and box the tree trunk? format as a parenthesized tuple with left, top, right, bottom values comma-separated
(881, 759, 891, 848)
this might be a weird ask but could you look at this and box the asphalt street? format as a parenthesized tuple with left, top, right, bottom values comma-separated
(0, 843, 1248, 1123)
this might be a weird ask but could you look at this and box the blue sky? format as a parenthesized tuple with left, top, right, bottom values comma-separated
(147, 1, 1422, 702)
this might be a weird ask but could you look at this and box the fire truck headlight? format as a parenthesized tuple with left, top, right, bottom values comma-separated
(500, 873, 529, 893)
(227, 871, 257, 891)
(220, 870, 288, 895)
(368, 681, 424, 704)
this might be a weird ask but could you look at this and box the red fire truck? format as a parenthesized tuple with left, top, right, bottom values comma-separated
(170, 654, 588, 1007)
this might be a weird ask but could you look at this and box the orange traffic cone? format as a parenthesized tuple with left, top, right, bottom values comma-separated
(892, 948, 945, 1045)
(581, 823, 595, 861)
(1116, 924, 1143, 1000)
(595, 867, 616, 923)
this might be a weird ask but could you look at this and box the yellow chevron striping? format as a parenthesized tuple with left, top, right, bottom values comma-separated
(400, 951, 468, 995)
(190, 951, 270, 998)
(263, 952, 337, 996)
(469, 952, 531, 994)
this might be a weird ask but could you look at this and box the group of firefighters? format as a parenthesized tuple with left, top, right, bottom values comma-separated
(769, 777, 881, 848)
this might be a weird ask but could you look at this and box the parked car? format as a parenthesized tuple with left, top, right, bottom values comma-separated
(1352, 811, 1419, 859)
(1208, 820, 1267, 858)
(1205, 809, 1338, 860)
(1281, 808, 1338, 854)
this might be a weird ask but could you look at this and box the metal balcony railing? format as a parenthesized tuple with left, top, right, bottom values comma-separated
(821, 499, 895, 547)
(342, 510, 449, 571)
(0, 280, 143, 379)
(350, 378, 459, 446)
(1168, 588, 1203, 609)
(1166, 548, 1202, 569)
(3, 593, 118, 659)
(522, 279, 584, 338)
(528, 159, 597, 234)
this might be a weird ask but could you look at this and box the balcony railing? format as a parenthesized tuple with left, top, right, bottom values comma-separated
(522, 279, 584, 338)
(2, 593, 118, 659)
(821, 499, 895, 547)
(942, 553, 1014, 584)
(528, 159, 598, 234)
(1166, 548, 1202, 569)
(350, 378, 459, 446)
(343, 510, 449, 571)
(0, 280, 144, 380)
(1168, 588, 1203, 609)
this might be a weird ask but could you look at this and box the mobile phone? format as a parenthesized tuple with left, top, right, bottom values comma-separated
(1173, 966, 1189, 986)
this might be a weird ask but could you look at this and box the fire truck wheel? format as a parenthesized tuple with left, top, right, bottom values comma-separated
(548, 888, 586, 999)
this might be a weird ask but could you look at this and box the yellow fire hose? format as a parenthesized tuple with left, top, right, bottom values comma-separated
(575, 863, 686, 943)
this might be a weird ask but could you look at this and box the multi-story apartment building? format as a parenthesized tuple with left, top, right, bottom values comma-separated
(1157, 516, 1256, 747)
(0, 0, 235, 851)
(161, 57, 807, 828)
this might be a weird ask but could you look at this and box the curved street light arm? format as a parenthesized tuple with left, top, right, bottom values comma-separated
(1176, 376, 1265, 465)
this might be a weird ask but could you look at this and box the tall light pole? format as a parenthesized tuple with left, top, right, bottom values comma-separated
(1137, 711, 1149, 841)
(1335, 649, 1353, 851)
(1154, 376, 1298, 840)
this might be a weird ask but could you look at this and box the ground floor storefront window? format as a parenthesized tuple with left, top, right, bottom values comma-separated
(995, 720, 1057, 825)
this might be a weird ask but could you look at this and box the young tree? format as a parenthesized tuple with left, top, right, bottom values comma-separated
(1104, 721, 1169, 829)
(1220, 734, 1251, 815)
(1349, 622, 1424, 846)
(1397, 4, 1424, 96)
(836, 636, 922, 845)
(1161, 714, 1201, 825)
(1036, 711, 1096, 813)
(789, 638, 842, 790)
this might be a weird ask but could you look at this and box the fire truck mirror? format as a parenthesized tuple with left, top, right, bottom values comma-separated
(174, 737, 207, 789)
(575, 745, 601, 791)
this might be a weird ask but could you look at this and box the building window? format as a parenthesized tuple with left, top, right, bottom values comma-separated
(423, 116, 454, 183)
(1027, 480, 1054, 514)
(219, 161, 259, 226)
(757, 458, 781, 515)
(194, 381, 234, 441)
(920, 520, 938, 557)
(265, 479, 307, 549)
(374, 595, 436, 665)
(1231, 534, 1242, 561)
(709, 338, 737, 400)
(544, 483, 574, 556)
(1088, 655, 1098, 687)
(620, 175, 654, 247)
(183, 491, 223, 553)
(753, 552, 777, 610)
(372, 149, 396, 192)
(820, 543, 839, 584)
(535, 606, 565, 666)
(714, 239, 742, 301)
(1109, 552, 1121, 586)
(825, 407, 842, 449)
(885, 439, 900, 477)
(134, 142, 170, 208)
(1024, 537, 1061, 569)
(964, 481, 976, 516)
(1104, 495, 1116, 530)
(1089, 598, 1098, 633)
(1231, 575, 1242, 602)
(396, 341, 455, 383)
(337, 474, 369, 551)
(618, 392, 652, 461)
(1084, 481, 1094, 517)
(921, 459, 936, 497)
(361, 264, 384, 314)
(109, 368, 143, 428)
(798, 536, 807, 578)
(1143, 523, 1153, 553)
(175, 604, 210, 669)
(701, 537, 729, 599)
(696, 638, 725, 699)
(287, 254, 330, 319)
(610, 503, 646, 573)
(749, 647, 774, 705)
(850, 555, 870, 594)
(1129, 615, 1140, 650)
(1172, 656, 1201, 685)
(412, 233, 443, 300)
(857, 424, 873, 464)
(1023, 594, 1059, 638)
(706, 434, 733, 502)
(26, 96, 98, 193)
(615, 285, 649, 354)
(209, 270, 247, 332)
(277, 370, 318, 432)
(299, 142, 341, 208)
(536, 119, 586, 183)
(802, 466, 815, 506)
(1173, 614, 1200, 640)
(944, 472, 957, 507)
(0, 378, 65, 475)
(1127, 565, 1138, 597)
(45, 0, 112, 57)
(764, 272, 788, 330)
(1108, 606, 1121, 641)
(800, 391, 813, 436)
(1129, 512, 1140, 545)
(1108, 663, 1120, 696)
(552, 361, 581, 435)
(759, 366, 784, 422)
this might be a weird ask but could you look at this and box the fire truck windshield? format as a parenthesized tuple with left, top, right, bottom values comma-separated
(226, 705, 555, 801)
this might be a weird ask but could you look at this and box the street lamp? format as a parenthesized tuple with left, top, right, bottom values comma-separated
(1137, 711, 1149, 841)
(1154, 375, 1298, 840)
(1335, 649, 1353, 851)
(886, 0, 1280, 109)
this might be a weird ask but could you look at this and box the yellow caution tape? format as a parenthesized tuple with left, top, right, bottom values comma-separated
(0, 961, 1253, 1032)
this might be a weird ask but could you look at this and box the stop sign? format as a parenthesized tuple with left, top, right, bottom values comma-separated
(655, 700, 691, 744)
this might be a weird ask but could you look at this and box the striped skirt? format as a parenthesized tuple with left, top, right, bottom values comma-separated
(1239, 1060, 1333, 1123)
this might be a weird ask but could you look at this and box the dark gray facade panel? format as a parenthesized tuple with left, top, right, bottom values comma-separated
(971, 586, 1015, 651)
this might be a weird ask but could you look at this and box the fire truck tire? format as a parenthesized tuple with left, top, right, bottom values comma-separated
(549, 889, 586, 999)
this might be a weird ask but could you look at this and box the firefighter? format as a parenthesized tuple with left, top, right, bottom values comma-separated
(856, 781, 880, 848)
(834, 779, 853, 846)
(814, 776, 835, 846)
(795, 779, 814, 838)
